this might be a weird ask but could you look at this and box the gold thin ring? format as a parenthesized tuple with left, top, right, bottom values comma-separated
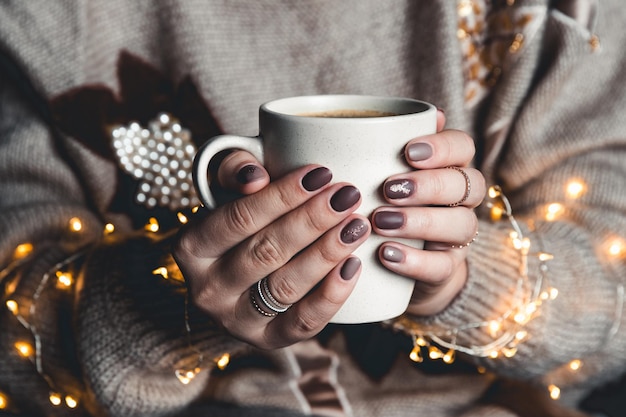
(446, 166, 471, 207)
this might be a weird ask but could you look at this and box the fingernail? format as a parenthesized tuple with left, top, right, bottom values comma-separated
(374, 211, 405, 230)
(340, 218, 368, 243)
(437, 107, 445, 115)
(382, 245, 404, 263)
(340, 257, 361, 280)
(384, 179, 415, 199)
(236, 164, 264, 184)
(407, 142, 433, 162)
(331, 185, 360, 212)
(302, 166, 332, 191)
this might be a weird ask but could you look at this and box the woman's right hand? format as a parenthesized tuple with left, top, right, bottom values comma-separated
(173, 154, 370, 349)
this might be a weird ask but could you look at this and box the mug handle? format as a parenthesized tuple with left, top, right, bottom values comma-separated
(193, 135, 264, 209)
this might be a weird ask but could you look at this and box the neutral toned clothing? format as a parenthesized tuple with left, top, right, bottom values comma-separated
(1, 1, 625, 416)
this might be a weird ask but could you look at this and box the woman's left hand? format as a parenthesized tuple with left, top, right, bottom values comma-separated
(372, 111, 486, 316)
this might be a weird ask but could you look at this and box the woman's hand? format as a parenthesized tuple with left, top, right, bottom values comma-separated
(372, 111, 486, 316)
(173, 161, 371, 349)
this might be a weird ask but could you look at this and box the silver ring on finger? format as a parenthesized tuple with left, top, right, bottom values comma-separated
(253, 277, 293, 316)
(446, 166, 471, 207)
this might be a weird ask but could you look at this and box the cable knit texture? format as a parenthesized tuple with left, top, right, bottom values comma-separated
(1, 1, 625, 417)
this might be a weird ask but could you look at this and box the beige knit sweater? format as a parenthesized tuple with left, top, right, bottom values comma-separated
(1, 1, 625, 417)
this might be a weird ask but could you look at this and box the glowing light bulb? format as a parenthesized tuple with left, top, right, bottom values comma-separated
(525, 302, 538, 316)
(428, 346, 444, 360)
(104, 223, 115, 234)
(458, 0, 473, 17)
(216, 353, 230, 370)
(175, 368, 200, 385)
(488, 320, 502, 337)
(192, 206, 200, 214)
(14, 341, 33, 358)
(489, 350, 499, 359)
(6, 300, 18, 315)
(13, 243, 34, 259)
(488, 186, 501, 199)
(502, 347, 517, 358)
(152, 267, 169, 279)
(415, 336, 427, 347)
(409, 346, 423, 363)
(515, 330, 528, 341)
(514, 312, 529, 325)
(56, 271, 73, 288)
(538, 252, 554, 261)
(0, 392, 7, 409)
(608, 239, 625, 258)
(65, 395, 78, 408)
(145, 217, 160, 233)
(69, 217, 83, 232)
(177, 212, 189, 224)
(443, 349, 456, 364)
(548, 288, 559, 300)
(566, 180, 586, 199)
(545, 203, 564, 221)
(490, 205, 504, 221)
(548, 384, 561, 400)
(49, 392, 62, 406)
(569, 359, 582, 371)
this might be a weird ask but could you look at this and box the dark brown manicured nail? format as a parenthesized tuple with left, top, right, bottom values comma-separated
(384, 179, 415, 199)
(373, 211, 405, 230)
(340, 257, 361, 280)
(236, 165, 264, 184)
(330, 185, 360, 212)
(340, 218, 368, 243)
(382, 245, 404, 263)
(407, 142, 433, 162)
(302, 166, 332, 191)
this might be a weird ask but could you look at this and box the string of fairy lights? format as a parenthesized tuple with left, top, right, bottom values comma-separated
(1, 179, 625, 411)
(0, 211, 230, 412)
(391, 183, 625, 401)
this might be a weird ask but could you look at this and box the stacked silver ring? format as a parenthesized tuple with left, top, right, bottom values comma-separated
(251, 277, 292, 317)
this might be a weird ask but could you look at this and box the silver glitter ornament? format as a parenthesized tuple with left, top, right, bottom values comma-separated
(110, 113, 200, 211)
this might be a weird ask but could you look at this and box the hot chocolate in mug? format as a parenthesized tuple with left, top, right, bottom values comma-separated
(193, 95, 437, 323)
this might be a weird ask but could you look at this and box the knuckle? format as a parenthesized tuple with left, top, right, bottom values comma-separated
(317, 244, 342, 266)
(271, 279, 299, 305)
(300, 207, 328, 235)
(250, 235, 286, 269)
(273, 183, 295, 211)
(293, 311, 322, 335)
(227, 199, 257, 234)
(319, 286, 346, 307)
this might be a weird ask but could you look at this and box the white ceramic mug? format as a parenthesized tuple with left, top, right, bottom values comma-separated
(193, 95, 437, 323)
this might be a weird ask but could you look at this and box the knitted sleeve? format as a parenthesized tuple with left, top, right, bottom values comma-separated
(393, 3, 626, 407)
(0, 53, 246, 417)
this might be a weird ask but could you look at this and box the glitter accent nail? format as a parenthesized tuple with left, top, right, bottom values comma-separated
(384, 179, 415, 199)
(340, 219, 368, 243)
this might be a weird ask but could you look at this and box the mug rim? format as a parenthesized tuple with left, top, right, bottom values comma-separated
(260, 94, 434, 120)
